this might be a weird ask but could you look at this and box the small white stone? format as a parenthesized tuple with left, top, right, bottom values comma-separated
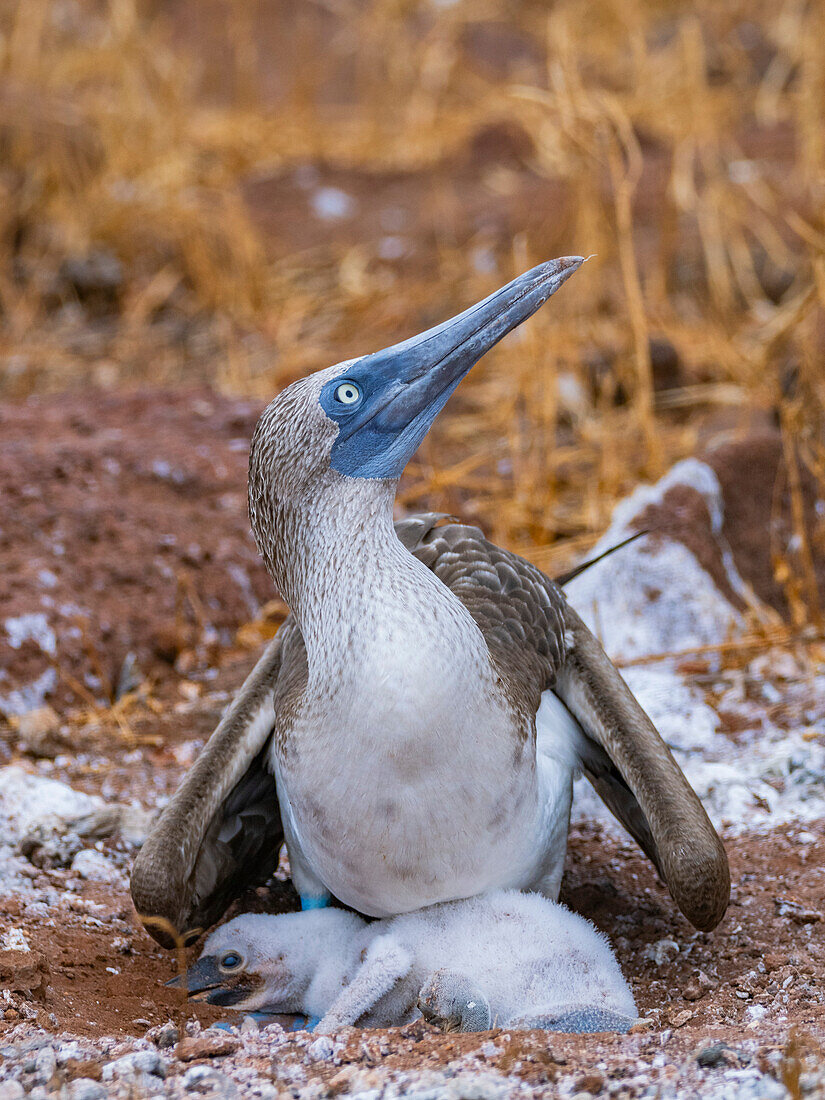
(306, 1036, 335, 1062)
(310, 187, 355, 221)
(182, 1065, 238, 1097)
(0, 766, 98, 841)
(70, 848, 125, 886)
(644, 939, 680, 967)
(34, 1045, 57, 1083)
(56, 1042, 86, 1064)
(746, 1004, 767, 1021)
(5, 613, 56, 655)
(0, 928, 30, 953)
(101, 1050, 167, 1080)
(64, 1080, 107, 1100)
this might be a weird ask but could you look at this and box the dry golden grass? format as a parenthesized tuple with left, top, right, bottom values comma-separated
(1, 0, 823, 616)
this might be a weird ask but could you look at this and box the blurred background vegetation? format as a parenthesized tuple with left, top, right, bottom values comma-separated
(1, 0, 823, 585)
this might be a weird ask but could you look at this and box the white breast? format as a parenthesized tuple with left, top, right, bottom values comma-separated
(273, 550, 576, 916)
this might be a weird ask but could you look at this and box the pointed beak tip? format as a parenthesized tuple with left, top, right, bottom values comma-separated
(557, 254, 587, 273)
(533, 255, 587, 288)
(528, 255, 586, 300)
(164, 956, 224, 996)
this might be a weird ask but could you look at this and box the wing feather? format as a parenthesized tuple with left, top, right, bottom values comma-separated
(400, 517, 729, 931)
(130, 623, 305, 945)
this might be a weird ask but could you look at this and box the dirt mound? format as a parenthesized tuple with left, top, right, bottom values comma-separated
(0, 389, 271, 714)
(633, 434, 824, 620)
(707, 434, 825, 618)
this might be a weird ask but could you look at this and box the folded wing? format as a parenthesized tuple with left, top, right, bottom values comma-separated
(400, 516, 729, 932)
(130, 622, 305, 946)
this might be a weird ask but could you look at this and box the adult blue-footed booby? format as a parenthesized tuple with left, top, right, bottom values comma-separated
(131, 257, 729, 947)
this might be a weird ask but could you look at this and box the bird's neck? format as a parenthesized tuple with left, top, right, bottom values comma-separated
(266, 478, 418, 653)
(258, 474, 492, 698)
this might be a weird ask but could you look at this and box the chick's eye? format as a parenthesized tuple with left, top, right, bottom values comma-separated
(221, 952, 243, 971)
(334, 381, 361, 406)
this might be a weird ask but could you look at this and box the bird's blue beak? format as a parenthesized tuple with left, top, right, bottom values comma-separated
(322, 256, 585, 480)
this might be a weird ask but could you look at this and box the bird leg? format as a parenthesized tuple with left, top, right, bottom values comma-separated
(314, 936, 412, 1034)
(300, 895, 330, 910)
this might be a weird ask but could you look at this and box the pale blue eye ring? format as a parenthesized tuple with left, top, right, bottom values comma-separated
(334, 381, 361, 405)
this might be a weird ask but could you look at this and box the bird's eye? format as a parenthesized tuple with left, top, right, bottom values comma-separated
(334, 381, 361, 406)
(220, 951, 243, 971)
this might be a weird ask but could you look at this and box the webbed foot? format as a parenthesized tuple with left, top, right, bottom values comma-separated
(512, 1005, 635, 1033)
(418, 969, 492, 1033)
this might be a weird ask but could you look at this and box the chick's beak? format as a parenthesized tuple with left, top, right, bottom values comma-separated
(165, 956, 252, 1006)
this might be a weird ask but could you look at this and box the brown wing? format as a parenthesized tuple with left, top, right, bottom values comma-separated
(130, 620, 307, 947)
(397, 514, 729, 932)
(398, 515, 566, 730)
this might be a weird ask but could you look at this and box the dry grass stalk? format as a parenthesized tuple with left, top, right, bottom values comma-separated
(0, 0, 822, 625)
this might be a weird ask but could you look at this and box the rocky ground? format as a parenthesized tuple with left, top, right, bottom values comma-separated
(0, 390, 823, 1099)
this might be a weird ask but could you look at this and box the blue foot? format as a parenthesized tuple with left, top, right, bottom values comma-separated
(213, 1011, 298, 1032)
(516, 1007, 635, 1034)
(286, 1014, 320, 1031)
(300, 894, 330, 911)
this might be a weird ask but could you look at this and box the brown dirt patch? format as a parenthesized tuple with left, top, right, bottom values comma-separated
(634, 483, 748, 612)
(707, 433, 825, 619)
(631, 430, 825, 619)
(0, 389, 271, 714)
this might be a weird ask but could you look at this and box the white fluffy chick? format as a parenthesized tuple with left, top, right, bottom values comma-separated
(173, 889, 637, 1034)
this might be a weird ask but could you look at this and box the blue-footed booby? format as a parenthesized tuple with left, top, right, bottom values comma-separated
(168, 889, 637, 1033)
(131, 257, 729, 947)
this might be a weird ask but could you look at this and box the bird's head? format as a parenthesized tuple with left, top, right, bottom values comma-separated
(248, 257, 584, 587)
(166, 910, 361, 1014)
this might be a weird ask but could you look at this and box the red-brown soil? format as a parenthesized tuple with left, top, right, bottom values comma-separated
(0, 390, 823, 1093)
(0, 389, 273, 716)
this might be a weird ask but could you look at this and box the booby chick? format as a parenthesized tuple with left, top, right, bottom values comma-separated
(131, 257, 730, 948)
(170, 890, 637, 1034)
